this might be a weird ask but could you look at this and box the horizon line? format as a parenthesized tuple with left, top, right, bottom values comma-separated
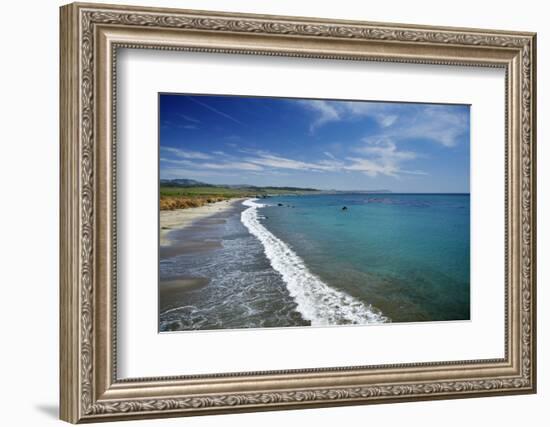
(160, 179, 469, 194)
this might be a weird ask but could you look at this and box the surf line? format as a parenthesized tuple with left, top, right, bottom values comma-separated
(240, 199, 388, 326)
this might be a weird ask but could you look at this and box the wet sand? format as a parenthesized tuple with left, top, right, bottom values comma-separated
(160, 198, 245, 246)
(159, 198, 247, 313)
(159, 277, 210, 312)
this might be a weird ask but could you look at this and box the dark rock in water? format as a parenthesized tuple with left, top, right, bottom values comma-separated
(342, 206, 348, 211)
(278, 203, 283, 206)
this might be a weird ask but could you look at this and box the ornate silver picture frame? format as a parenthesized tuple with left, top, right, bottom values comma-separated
(60, 2, 536, 423)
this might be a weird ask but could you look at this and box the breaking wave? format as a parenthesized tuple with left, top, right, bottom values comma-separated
(241, 199, 388, 326)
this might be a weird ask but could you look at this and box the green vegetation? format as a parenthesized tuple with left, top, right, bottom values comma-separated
(159, 182, 321, 210)
(160, 186, 255, 198)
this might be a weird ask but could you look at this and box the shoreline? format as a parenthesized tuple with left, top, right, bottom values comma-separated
(161, 196, 389, 325)
(159, 197, 247, 314)
(160, 277, 210, 315)
(241, 199, 388, 325)
(159, 193, 469, 329)
(160, 198, 246, 247)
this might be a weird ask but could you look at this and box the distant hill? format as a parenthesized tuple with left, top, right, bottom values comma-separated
(260, 185, 318, 192)
(160, 179, 392, 194)
(160, 179, 317, 192)
(160, 178, 214, 187)
(159, 179, 322, 210)
(347, 189, 392, 194)
(159, 179, 394, 210)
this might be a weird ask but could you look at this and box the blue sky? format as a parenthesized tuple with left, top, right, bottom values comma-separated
(159, 94, 470, 192)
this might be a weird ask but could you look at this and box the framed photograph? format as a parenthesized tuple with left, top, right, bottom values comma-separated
(60, 2, 537, 423)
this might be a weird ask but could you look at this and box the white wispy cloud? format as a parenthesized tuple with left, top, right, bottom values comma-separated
(393, 106, 469, 147)
(344, 102, 399, 128)
(200, 161, 263, 171)
(300, 100, 469, 147)
(161, 136, 424, 178)
(379, 115, 398, 127)
(242, 145, 421, 177)
(356, 137, 417, 161)
(300, 100, 399, 132)
(300, 100, 340, 132)
(161, 157, 263, 171)
(161, 147, 212, 160)
(179, 113, 201, 123)
(345, 137, 423, 177)
(246, 153, 334, 172)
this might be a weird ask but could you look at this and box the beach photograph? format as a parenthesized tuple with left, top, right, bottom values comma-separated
(158, 94, 470, 332)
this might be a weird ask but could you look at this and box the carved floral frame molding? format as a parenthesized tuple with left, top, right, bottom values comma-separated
(60, 2, 536, 423)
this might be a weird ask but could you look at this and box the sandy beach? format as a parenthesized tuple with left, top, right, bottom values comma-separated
(160, 198, 246, 246)
(159, 198, 247, 315)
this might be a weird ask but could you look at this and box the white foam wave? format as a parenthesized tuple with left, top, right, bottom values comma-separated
(241, 199, 388, 326)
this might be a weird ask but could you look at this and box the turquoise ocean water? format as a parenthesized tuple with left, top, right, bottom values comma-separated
(159, 193, 470, 331)
(256, 193, 470, 323)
